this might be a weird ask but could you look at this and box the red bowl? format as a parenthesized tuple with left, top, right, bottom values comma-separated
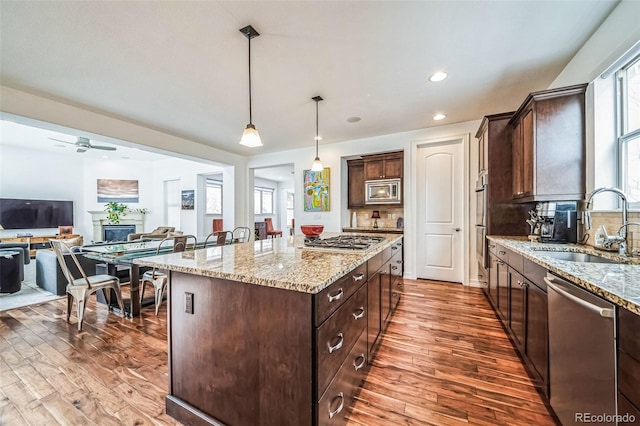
(300, 225, 324, 237)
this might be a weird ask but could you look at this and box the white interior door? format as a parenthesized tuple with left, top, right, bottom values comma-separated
(416, 140, 464, 283)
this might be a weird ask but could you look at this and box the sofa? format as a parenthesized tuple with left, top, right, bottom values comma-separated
(35, 247, 100, 296)
(127, 226, 175, 241)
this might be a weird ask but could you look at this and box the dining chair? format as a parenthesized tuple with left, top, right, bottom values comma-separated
(212, 219, 223, 233)
(204, 231, 233, 247)
(232, 227, 252, 243)
(265, 218, 283, 238)
(140, 235, 197, 315)
(50, 239, 125, 331)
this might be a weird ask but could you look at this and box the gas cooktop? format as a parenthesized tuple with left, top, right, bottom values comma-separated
(303, 235, 385, 250)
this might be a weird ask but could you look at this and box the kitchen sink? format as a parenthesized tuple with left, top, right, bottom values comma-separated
(539, 251, 619, 264)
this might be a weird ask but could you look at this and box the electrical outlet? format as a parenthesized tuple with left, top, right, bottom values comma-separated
(185, 292, 194, 314)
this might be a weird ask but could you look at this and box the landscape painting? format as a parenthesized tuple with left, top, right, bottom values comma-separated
(97, 179, 139, 202)
(181, 190, 195, 210)
(303, 168, 330, 212)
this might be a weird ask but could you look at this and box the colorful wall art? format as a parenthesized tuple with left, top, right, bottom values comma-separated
(303, 167, 330, 212)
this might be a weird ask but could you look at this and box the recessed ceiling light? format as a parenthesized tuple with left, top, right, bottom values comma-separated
(429, 72, 448, 82)
(433, 113, 447, 121)
(346, 116, 361, 123)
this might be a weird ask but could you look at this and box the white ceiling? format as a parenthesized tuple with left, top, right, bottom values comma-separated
(0, 1, 618, 157)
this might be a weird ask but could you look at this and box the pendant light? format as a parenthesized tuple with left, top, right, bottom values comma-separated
(239, 25, 262, 147)
(311, 95, 324, 171)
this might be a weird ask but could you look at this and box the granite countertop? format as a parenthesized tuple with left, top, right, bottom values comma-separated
(134, 233, 402, 294)
(488, 236, 640, 315)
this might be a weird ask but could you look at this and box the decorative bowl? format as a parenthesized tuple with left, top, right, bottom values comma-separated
(300, 225, 324, 237)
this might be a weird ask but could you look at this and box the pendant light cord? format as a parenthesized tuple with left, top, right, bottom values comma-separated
(248, 35, 253, 125)
(315, 100, 319, 157)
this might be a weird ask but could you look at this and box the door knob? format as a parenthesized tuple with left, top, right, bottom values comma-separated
(453, 228, 461, 232)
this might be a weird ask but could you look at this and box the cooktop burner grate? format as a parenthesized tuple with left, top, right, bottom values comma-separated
(303, 235, 385, 250)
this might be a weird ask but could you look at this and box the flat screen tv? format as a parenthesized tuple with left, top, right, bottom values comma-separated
(0, 198, 74, 229)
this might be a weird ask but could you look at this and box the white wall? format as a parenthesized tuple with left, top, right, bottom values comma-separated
(248, 119, 481, 283)
(0, 144, 85, 238)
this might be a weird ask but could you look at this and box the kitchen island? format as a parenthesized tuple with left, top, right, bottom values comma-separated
(134, 233, 403, 426)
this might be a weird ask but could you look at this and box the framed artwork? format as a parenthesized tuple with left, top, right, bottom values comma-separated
(181, 190, 195, 210)
(303, 167, 330, 212)
(97, 179, 139, 202)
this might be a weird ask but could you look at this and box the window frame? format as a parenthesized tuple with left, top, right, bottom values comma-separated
(615, 53, 640, 209)
(254, 186, 275, 215)
(205, 178, 223, 215)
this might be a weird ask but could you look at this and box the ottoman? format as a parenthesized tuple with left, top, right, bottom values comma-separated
(0, 250, 22, 294)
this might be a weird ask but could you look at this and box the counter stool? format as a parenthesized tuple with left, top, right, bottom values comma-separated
(0, 250, 22, 294)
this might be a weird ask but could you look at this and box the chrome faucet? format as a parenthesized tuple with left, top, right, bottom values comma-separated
(584, 187, 630, 256)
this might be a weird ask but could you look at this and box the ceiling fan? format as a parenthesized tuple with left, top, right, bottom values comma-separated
(48, 136, 116, 153)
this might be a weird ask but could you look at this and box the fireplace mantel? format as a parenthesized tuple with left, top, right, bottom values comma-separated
(88, 210, 145, 242)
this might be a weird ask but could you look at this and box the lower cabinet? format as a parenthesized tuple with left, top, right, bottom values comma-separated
(486, 243, 549, 397)
(367, 271, 381, 358)
(618, 307, 640, 417)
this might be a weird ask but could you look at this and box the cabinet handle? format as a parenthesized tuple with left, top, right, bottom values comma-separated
(497, 260, 505, 265)
(397, 282, 403, 288)
(488, 244, 496, 249)
(396, 260, 403, 264)
(328, 333, 344, 354)
(352, 307, 365, 320)
(392, 266, 398, 271)
(498, 250, 506, 255)
(352, 273, 364, 282)
(353, 354, 366, 371)
(392, 246, 398, 250)
(327, 288, 343, 303)
(328, 392, 345, 419)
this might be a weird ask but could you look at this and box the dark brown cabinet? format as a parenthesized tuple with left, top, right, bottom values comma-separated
(508, 268, 526, 352)
(509, 83, 587, 202)
(618, 307, 640, 416)
(362, 151, 403, 180)
(487, 243, 498, 308)
(367, 270, 381, 358)
(496, 249, 509, 322)
(526, 275, 548, 394)
(347, 159, 365, 208)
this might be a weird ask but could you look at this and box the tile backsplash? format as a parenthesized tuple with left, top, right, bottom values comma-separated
(585, 211, 640, 253)
(349, 208, 404, 229)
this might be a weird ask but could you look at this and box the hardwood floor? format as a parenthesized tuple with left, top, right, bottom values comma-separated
(0, 280, 556, 425)
(347, 280, 557, 426)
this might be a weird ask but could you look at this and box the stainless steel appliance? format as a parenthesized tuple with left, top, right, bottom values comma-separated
(365, 179, 401, 205)
(529, 202, 578, 243)
(545, 273, 617, 425)
(475, 172, 487, 270)
(304, 235, 385, 250)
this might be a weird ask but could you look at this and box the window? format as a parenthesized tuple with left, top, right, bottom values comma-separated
(286, 192, 294, 227)
(164, 179, 180, 229)
(206, 179, 222, 214)
(617, 55, 640, 208)
(254, 186, 274, 214)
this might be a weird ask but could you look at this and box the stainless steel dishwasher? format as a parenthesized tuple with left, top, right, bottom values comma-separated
(545, 272, 617, 425)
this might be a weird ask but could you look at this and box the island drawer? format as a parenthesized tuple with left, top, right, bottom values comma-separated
(315, 263, 367, 326)
(317, 329, 367, 425)
(316, 283, 367, 396)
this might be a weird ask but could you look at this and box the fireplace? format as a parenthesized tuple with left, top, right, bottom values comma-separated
(103, 224, 136, 242)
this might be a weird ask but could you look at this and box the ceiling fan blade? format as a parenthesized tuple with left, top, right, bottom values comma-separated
(91, 145, 117, 151)
(48, 137, 76, 145)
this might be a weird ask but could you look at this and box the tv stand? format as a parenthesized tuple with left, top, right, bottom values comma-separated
(0, 234, 80, 258)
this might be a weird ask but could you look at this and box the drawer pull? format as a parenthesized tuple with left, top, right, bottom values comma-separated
(392, 266, 398, 270)
(352, 307, 365, 320)
(498, 250, 506, 255)
(353, 354, 366, 371)
(489, 244, 496, 249)
(327, 288, 343, 303)
(328, 333, 344, 354)
(396, 260, 403, 264)
(392, 246, 398, 250)
(352, 273, 364, 282)
(328, 392, 344, 419)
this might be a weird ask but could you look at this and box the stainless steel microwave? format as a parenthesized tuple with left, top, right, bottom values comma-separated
(365, 179, 401, 204)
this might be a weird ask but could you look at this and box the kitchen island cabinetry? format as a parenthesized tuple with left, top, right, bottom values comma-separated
(135, 234, 402, 426)
(362, 151, 403, 180)
(509, 83, 587, 203)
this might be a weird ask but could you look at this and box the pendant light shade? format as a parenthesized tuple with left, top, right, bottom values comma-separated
(311, 95, 324, 172)
(239, 25, 262, 148)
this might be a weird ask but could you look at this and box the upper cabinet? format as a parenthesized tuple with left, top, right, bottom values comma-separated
(347, 159, 365, 208)
(509, 84, 587, 203)
(363, 151, 403, 180)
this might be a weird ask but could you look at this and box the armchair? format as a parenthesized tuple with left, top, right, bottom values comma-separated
(127, 226, 175, 241)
